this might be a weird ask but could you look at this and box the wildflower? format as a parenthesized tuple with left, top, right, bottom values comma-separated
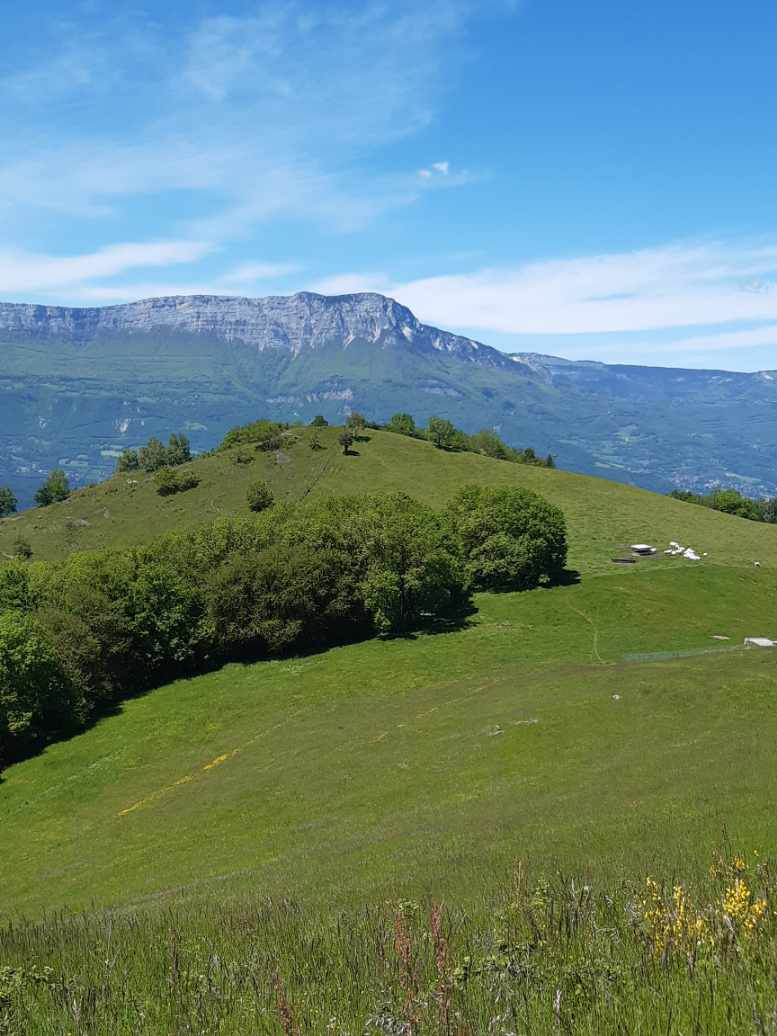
(722, 878, 768, 937)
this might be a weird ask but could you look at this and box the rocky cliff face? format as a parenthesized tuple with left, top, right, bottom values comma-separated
(0, 292, 516, 369)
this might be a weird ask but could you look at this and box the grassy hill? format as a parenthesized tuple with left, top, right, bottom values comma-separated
(2, 426, 777, 923)
(3, 425, 777, 572)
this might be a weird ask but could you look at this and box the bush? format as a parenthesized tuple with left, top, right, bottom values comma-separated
(220, 420, 286, 452)
(447, 485, 567, 591)
(12, 538, 32, 560)
(154, 468, 200, 496)
(310, 415, 329, 427)
(34, 469, 70, 507)
(247, 481, 274, 513)
(338, 431, 354, 455)
(231, 449, 254, 465)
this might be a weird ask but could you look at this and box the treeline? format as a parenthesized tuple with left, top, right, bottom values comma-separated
(670, 488, 777, 524)
(308, 411, 555, 468)
(116, 432, 192, 473)
(0, 485, 566, 770)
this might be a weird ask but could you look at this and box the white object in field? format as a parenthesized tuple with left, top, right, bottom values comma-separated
(631, 544, 656, 554)
(754, 561, 761, 567)
(744, 637, 776, 648)
(683, 548, 700, 560)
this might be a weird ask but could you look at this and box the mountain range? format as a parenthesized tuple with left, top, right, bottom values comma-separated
(1, 290, 775, 506)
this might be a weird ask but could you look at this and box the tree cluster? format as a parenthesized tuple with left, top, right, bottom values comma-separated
(0, 484, 566, 769)
(117, 433, 192, 474)
(670, 488, 777, 524)
(218, 420, 287, 452)
(384, 412, 555, 468)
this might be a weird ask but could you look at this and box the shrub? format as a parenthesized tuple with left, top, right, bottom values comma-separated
(247, 481, 274, 513)
(310, 415, 329, 427)
(339, 431, 354, 455)
(154, 468, 200, 497)
(447, 485, 567, 591)
(231, 449, 254, 465)
(12, 538, 32, 560)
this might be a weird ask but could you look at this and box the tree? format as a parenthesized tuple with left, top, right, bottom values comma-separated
(247, 480, 274, 513)
(116, 449, 139, 473)
(467, 429, 510, 460)
(357, 493, 467, 634)
(426, 417, 458, 450)
(386, 413, 416, 436)
(166, 433, 192, 466)
(0, 486, 17, 517)
(446, 485, 568, 592)
(0, 611, 72, 765)
(138, 438, 168, 472)
(545, 454, 556, 469)
(34, 469, 70, 507)
(339, 431, 354, 455)
(310, 415, 329, 427)
(346, 412, 367, 433)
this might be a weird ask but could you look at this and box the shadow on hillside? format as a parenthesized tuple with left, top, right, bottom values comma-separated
(381, 598, 478, 641)
(543, 568, 582, 589)
(0, 597, 481, 779)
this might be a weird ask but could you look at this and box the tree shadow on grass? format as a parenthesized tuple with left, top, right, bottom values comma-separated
(0, 593, 478, 777)
(541, 568, 582, 589)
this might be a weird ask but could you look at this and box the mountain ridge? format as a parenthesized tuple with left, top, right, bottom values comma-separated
(2, 290, 777, 505)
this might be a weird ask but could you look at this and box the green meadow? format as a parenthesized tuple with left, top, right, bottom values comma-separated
(2, 427, 777, 1032)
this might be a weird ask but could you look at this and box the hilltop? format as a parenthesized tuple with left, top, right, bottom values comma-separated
(3, 424, 777, 569)
(3, 292, 777, 506)
(2, 426, 777, 921)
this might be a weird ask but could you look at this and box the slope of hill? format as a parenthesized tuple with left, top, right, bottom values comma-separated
(2, 292, 777, 505)
(2, 429, 777, 918)
(3, 425, 777, 570)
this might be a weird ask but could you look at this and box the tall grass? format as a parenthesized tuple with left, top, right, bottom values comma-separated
(3, 850, 777, 1034)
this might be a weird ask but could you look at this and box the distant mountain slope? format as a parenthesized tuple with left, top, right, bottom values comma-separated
(1, 291, 776, 505)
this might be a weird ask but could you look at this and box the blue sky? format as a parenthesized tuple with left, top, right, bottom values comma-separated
(3, 0, 777, 369)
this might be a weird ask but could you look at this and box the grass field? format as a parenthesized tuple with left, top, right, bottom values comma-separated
(3, 427, 777, 1033)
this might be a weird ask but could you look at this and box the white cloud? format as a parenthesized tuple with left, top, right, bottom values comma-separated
(323, 241, 777, 339)
(0, 241, 213, 295)
(418, 160, 452, 179)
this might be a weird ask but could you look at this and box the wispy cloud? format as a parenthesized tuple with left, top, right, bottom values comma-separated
(0, 2, 487, 246)
(0, 241, 213, 295)
(315, 241, 777, 333)
(309, 239, 777, 364)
